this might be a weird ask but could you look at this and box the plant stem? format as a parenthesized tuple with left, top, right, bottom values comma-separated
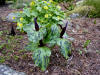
(39, 40, 44, 47)
(34, 17, 44, 47)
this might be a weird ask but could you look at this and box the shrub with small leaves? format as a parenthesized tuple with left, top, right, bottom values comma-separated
(83, 0, 100, 17)
(53, 0, 73, 3)
(16, 0, 71, 71)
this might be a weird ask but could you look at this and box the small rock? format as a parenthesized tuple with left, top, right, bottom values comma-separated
(72, 29, 77, 33)
(70, 13, 80, 19)
(6, 13, 18, 22)
(70, 69, 81, 75)
(76, 24, 80, 30)
(0, 65, 27, 75)
(45, 70, 49, 74)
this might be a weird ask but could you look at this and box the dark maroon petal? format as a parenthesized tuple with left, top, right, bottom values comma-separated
(9, 23, 16, 36)
(34, 17, 39, 31)
(60, 22, 68, 38)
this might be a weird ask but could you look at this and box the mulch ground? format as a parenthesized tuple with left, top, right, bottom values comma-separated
(0, 5, 100, 75)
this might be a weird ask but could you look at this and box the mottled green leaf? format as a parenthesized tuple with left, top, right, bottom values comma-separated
(43, 25, 60, 47)
(56, 38, 71, 59)
(31, 11, 38, 17)
(23, 8, 31, 17)
(23, 22, 35, 33)
(27, 27, 47, 43)
(33, 47, 51, 71)
(25, 42, 38, 51)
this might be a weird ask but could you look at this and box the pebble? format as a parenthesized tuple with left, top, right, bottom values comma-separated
(6, 13, 18, 22)
(0, 65, 27, 75)
(69, 13, 80, 19)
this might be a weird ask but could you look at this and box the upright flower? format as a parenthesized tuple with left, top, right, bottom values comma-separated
(44, 1, 47, 3)
(44, 6, 48, 10)
(49, 0, 53, 3)
(57, 16, 60, 20)
(49, 14, 52, 17)
(17, 22, 23, 28)
(45, 14, 49, 18)
(20, 17, 24, 22)
(30, 1, 35, 7)
(12, 16, 15, 20)
(47, 3, 50, 6)
(57, 5, 61, 9)
(20, 11, 23, 13)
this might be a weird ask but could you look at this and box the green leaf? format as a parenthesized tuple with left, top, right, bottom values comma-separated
(37, 7, 42, 12)
(55, 11, 60, 15)
(46, 40, 57, 47)
(23, 8, 31, 17)
(51, 24, 61, 36)
(83, 40, 91, 48)
(23, 22, 35, 33)
(28, 28, 46, 43)
(43, 25, 60, 46)
(33, 47, 51, 71)
(25, 42, 38, 51)
(31, 10, 38, 17)
(56, 38, 71, 59)
(52, 17, 59, 21)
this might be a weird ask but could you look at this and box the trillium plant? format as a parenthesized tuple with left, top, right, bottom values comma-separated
(16, 0, 71, 71)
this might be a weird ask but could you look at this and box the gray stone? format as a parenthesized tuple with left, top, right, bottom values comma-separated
(6, 13, 18, 22)
(69, 13, 80, 19)
(0, 65, 27, 75)
(76, 24, 80, 30)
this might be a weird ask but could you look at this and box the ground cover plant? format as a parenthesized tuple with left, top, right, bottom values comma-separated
(83, 0, 100, 17)
(15, 0, 72, 71)
(66, 0, 100, 18)
(53, 0, 73, 3)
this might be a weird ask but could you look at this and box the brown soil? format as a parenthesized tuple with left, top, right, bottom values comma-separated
(0, 5, 100, 75)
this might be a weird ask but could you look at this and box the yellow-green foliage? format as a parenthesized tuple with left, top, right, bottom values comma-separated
(9, 0, 33, 9)
(83, 0, 100, 17)
(66, 0, 100, 17)
(66, 6, 94, 16)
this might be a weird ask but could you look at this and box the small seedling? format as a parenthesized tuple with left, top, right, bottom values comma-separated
(3, 30, 9, 34)
(7, 52, 12, 55)
(16, 35, 24, 39)
(22, 54, 27, 59)
(13, 55, 19, 61)
(83, 40, 91, 48)
(1, 50, 6, 54)
(96, 50, 100, 54)
(78, 49, 82, 55)
(18, 50, 25, 53)
(84, 48, 88, 53)
(5, 56, 11, 60)
(0, 31, 3, 36)
(94, 19, 96, 24)
(0, 43, 5, 49)
(0, 56, 5, 63)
